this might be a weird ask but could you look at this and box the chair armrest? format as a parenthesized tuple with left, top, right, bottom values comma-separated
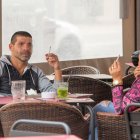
(10, 119, 71, 137)
(97, 112, 123, 117)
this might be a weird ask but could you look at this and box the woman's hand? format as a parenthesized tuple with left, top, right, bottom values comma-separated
(109, 60, 123, 84)
(134, 66, 140, 78)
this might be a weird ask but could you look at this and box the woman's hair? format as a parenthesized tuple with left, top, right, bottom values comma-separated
(10, 31, 32, 44)
(132, 50, 140, 66)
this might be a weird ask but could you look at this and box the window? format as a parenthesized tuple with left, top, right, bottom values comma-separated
(2, 0, 122, 63)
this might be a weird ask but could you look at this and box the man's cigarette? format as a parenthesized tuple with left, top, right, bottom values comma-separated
(48, 46, 51, 54)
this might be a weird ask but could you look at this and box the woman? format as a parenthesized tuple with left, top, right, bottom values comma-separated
(92, 54, 140, 140)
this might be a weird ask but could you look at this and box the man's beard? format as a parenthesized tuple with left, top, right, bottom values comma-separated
(16, 53, 31, 62)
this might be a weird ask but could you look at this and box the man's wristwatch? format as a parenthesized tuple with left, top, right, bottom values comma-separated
(112, 80, 123, 86)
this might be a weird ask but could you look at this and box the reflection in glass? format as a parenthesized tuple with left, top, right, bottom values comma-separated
(2, 0, 122, 62)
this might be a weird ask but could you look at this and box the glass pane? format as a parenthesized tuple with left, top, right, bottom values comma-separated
(2, 0, 122, 63)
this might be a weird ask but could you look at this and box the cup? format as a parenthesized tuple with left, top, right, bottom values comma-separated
(41, 91, 56, 99)
(57, 82, 68, 99)
(11, 80, 26, 101)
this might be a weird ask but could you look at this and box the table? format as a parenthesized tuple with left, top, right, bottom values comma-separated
(0, 96, 94, 117)
(0, 96, 94, 116)
(0, 96, 13, 107)
(0, 96, 94, 107)
(0, 135, 82, 140)
(46, 74, 112, 82)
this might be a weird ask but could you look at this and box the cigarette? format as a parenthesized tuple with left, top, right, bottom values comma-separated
(48, 46, 51, 54)
(116, 55, 120, 62)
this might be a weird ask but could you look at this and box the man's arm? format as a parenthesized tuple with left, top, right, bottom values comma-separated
(45, 53, 62, 81)
(54, 68, 62, 81)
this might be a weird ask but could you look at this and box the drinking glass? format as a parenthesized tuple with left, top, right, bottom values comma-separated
(57, 82, 68, 99)
(11, 80, 26, 101)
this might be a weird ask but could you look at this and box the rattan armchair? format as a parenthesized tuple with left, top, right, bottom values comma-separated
(96, 74, 136, 140)
(123, 73, 135, 90)
(97, 107, 140, 140)
(125, 66, 135, 75)
(9, 119, 71, 136)
(63, 76, 112, 105)
(125, 103, 140, 140)
(0, 121, 3, 137)
(0, 101, 90, 139)
(97, 112, 128, 140)
(60, 65, 100, 75)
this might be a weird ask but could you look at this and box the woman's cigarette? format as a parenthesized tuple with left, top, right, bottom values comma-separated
(116, 55, 120, 62)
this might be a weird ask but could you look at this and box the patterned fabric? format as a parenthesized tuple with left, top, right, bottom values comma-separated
(112, 78, 140, 114)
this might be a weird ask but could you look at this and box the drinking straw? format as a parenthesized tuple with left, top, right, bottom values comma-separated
(67, 71, 73, 83)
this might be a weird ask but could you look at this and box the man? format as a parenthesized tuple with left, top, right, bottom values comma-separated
(0, 31, 62, 95)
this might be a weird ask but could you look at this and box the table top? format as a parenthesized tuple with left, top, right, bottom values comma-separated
(0, 95, 94, 106)
(0, 135, 82, 140)
(0, 96, 13, 106)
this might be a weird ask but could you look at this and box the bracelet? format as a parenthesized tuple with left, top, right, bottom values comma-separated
(112, 80, 123, 86)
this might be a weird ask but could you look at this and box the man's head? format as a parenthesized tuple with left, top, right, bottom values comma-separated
(10, 31, 32, 45)
(9, 31, 33, 63)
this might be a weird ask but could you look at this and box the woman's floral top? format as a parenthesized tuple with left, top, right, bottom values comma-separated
(112, 78, 140, 114)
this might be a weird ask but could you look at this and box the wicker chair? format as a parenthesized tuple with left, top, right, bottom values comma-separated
(0, 101, 90, 140)
(97, 108, 140, 140)
(123, 73, 135, 89)
(9, 119, 71, 136)
(125, 66, 135, 75)
(97, 112, 128, 140)
(61, 65, 100, 75)
(63, 76, 112, 105)
(125, 103, 140, 140)
(0, 121, 3, 137)
(96, 74, 136, 140)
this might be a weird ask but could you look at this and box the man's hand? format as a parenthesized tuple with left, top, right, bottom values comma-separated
(45, 53, 62, 80)
(45, 53, 60, 70)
